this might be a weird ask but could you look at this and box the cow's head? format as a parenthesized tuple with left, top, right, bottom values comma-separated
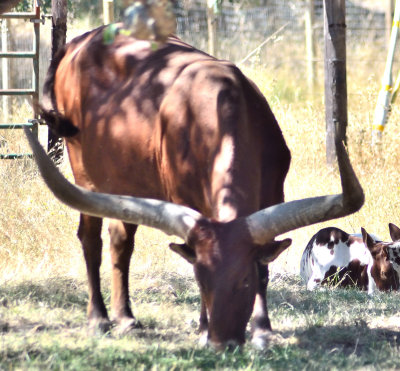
(171, 219, 291, 347)
(24, 127, 364, 348)
(362, 227, 400, 291)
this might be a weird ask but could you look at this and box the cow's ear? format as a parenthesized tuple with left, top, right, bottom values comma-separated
(361, 227, 375, 251)
(255, 238, 292, 265)
(169, 242, 196, 264)
(389, 223, 400, 242)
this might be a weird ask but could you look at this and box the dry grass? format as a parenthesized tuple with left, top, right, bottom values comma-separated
(1, 46, 400, 280)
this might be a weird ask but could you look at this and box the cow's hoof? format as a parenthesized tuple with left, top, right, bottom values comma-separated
(251, 329, 284, 349)
(114, 317, 142, 335)
(198, 330, 208, 347)
(210, 339, 242, 351)
(88, 318, 113, 335)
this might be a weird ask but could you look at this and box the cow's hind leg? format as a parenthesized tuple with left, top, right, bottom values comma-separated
(250, 263, 273, 348)
(108, 220, 140, 333)
(78, 214, 111, 333)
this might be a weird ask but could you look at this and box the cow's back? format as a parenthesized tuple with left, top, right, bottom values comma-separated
(45, 27, 290, 220)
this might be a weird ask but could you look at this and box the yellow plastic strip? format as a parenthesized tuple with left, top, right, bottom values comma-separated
(393, 20, 400, 28)
(384, 84, 393, 91)
(372, 124, 385, 132)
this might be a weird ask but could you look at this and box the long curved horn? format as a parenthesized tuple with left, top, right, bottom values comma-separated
(246, 132, 364, 244)
(24, 128, 202, 243)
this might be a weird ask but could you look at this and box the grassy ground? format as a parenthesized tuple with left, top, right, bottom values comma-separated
(1, 273, 400, 369)
(1, 36, 400, 368)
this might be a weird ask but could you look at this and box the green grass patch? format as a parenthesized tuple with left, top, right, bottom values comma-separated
(1, 273, 400, 370)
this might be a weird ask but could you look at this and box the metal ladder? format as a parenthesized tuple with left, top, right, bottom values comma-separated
(0, 0, 43, 159)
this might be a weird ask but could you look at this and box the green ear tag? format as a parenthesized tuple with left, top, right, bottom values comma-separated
(151, 42, 159, 51)
(103, 24, 119, 45)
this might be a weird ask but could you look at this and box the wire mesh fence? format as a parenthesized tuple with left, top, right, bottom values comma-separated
(0, 0, 393, 122)
(176, 0, 387, 59)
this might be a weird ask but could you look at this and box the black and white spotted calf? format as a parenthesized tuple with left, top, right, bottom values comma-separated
(300, 224, 400, 294)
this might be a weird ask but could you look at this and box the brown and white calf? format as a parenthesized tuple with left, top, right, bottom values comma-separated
(300, 224, 400, 294)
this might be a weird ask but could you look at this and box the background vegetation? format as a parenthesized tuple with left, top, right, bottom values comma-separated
(1, 0, 400, 369)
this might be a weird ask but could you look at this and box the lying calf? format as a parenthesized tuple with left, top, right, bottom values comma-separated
(300, 224, 400, 294)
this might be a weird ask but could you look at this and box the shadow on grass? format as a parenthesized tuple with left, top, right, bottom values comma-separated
(0, 342, 263, 370)
(0, 272, 200, 336)
(2, 326, 400, 370)
(268, 272, 400, 318)
(131, 272, 200, 307)
(266, 273, 400, 367)
(0, 277, 88, 309)
(0, 272, 200, 309)
(293, 323, 400, 356)
(2, 273, 400, 369)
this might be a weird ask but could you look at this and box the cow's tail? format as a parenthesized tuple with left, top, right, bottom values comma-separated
(38, 46, 79, 137)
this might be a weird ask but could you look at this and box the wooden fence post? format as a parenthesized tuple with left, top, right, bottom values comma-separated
(323, 0, 348, 166)
(103, 0, 114, 25)
(48, 0, 67, 163)
(305, 0, 316, 95)
(1, 19, 9, 122)
(207, 0, 218, 56)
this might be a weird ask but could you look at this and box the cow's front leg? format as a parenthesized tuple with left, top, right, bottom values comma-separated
(108, 220, 140, 333)
(306, 264, 325, 291)
(78, 214, 111, 333)
(250, 263, 272, 348)
(198, 296, 208, 346)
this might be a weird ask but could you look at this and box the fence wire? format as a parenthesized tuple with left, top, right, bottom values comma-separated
(176, 0, 387, 57)
(0, 0, 393, 118)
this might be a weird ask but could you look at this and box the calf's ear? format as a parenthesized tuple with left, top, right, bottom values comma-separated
(361, 227, 375, 251)
(169, 243, 196, 264)
(255, 238, 292, 265)
(389, 223, 400, 242)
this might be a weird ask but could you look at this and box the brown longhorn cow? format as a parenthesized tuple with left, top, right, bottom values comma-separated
(25, 26, 364, 349)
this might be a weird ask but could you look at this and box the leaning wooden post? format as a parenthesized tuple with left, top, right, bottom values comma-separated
(387, 0, 395, 45)
(48, 0, 67, 163)
(305, 0, 317, 95)
(323, 0, 348, 166)
(372, 0, 400, 143)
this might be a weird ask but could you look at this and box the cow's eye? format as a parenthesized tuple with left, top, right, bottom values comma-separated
(242, 277, 249, 289)
(233, 277, 249, 293)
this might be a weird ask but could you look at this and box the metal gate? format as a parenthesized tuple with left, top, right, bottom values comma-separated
(0, 0, 43, 159)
